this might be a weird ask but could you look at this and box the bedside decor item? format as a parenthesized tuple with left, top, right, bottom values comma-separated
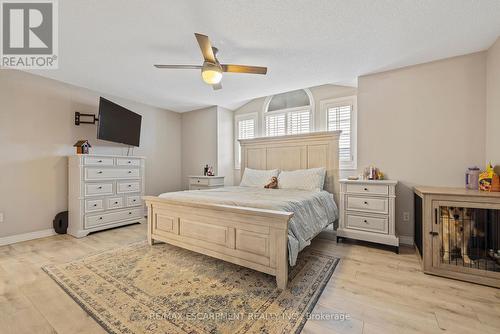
(73, 140, 91, 154)
(479, 163, 500, 192)
(264, 176, 278, 189)
(203, 164, 209, 176)
(207, 166, 214, 176)
(363, 165, 384, 180)
(337, 179, 399, 253)
(188, 175, 224, 190)
(465, 167, 480, 190)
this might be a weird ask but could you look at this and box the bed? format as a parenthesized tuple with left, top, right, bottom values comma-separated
(143, 131, 340, 289)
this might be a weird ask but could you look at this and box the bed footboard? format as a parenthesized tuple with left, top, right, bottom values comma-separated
(143, 196, 293, 289)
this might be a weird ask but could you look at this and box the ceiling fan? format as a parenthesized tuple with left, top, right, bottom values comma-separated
(154, 33, 267, 90)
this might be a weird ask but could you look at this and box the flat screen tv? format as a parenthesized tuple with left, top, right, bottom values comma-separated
(97, 97, 142, 147)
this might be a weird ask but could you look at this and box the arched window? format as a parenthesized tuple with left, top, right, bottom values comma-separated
(263, 89, 313, 136)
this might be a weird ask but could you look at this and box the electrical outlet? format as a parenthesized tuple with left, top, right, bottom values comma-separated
(0, 212, 4, 223)
(403, 212, 410, 222)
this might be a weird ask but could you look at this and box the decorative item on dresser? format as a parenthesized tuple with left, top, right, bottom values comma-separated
(68, 155, 146, 238)
(188, 175, 225, 190)
(337, 179, 399, 253)
(414, 186, 500, 288)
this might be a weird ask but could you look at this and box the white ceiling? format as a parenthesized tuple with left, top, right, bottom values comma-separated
(32, 0, 500, 112)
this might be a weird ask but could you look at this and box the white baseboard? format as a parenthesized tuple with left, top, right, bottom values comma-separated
(399, 235, 414, 246)
(0, 229, 56, 246)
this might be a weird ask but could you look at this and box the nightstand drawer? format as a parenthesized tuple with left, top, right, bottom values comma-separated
(346, 214, 388, 234)
(346, 183, 388, 195)
(191, 178, 210, 186)
(347, 196, 388, 214)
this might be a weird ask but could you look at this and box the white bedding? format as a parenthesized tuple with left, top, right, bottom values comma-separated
(159, 186, 338, 266)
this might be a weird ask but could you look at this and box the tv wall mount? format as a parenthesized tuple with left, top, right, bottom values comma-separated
(75, 112, 99, 126)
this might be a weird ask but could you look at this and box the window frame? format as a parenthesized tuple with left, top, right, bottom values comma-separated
(319, 96, 357, 170)
(234, 112, 258, 169)
(262, 88, 315, 137)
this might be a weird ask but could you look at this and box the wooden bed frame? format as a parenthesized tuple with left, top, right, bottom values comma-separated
(143, 131, 340, 289)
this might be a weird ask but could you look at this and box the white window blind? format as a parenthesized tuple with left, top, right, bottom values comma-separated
(287, 110, 310, 135)
(235, 118, 256, 168)
(327, 105, 352, 161)
(265, 114, 286, 136)
(238, 119, 255, 141)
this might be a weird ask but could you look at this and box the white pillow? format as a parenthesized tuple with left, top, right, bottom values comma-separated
(240, 168, 279, 188)
(278, 167, 326, 191)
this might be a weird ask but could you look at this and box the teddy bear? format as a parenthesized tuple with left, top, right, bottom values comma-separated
(264, 176, 278, 189)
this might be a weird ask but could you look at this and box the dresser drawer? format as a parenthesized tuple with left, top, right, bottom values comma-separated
(107, 197, 124, 209)
(346, 183, 388, 195)
(85, 208, 143, 229)
(85, 168, 140, 180)
(126, 195, 142, 207)
(346, 214, 388, 234)
(347, 196, 388, 214)
(85, 199, 103, 212)
(116, 158, 141, 166)
(83, 157, 114, 166)
(117, 181, 141, 194)
(85, 183, 113, 196)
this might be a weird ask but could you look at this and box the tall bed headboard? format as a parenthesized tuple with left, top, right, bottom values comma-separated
(239, 131, 341, 200)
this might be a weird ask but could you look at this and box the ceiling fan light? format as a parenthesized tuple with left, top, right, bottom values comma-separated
(201, 68, 222, 84)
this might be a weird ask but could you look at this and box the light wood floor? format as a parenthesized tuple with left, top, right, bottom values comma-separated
(0, 223, 499, 334)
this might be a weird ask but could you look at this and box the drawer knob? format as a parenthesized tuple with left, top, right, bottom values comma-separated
(114, 201, 118, 204)
(364, 188, 368, 191)
(128, 185, 132, 187)
(98, 160, 102, 163)
(197, 180, 200, 183)
(128, 161, 132, 164)
(364, 201, 368, 205)
(99, 217, 103, 220)
(128, 171, 132, 174)
(132, 199, 136, 202)
(364, 219, 368, 223)
(129, 212, 132, 215)
(97, 171, 103, 174)
(98, 186, 102, 189)
(93, 204, 97, 207)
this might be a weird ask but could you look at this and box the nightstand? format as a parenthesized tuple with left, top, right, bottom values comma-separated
(337, 179, 399, 253)
(188, 176, 225, 190)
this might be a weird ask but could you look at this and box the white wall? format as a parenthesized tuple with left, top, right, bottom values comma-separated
(486, 37, 500, 167)
(181, 106, 218, 189)
(357, 52, 487, 238)
(0, 70, 182, 238)
(217, 107, 235, 186)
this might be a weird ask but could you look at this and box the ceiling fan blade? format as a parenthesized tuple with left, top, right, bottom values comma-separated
(212, 83, 222, 90)
(221, 64, 267, 75)
(154, 65, 202, 69)
(194, 33, 216, 63)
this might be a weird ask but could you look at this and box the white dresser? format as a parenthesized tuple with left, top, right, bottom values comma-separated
(337, 179, 399, 253)
(68, 154, 146, 238)
(188, 176, 225, 190)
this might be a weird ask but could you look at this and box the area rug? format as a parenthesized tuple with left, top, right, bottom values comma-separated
(42, 241, 339, 334)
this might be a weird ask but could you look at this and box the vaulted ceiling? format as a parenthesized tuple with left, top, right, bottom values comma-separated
(31, 0, 500, 112)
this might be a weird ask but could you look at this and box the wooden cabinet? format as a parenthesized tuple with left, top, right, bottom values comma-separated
(337, 179, 399, 252)
(414, 186, 500, 288)
(187, 176, 225, 190)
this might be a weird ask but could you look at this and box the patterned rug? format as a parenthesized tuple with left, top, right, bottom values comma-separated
(43, 242, 339, 334)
